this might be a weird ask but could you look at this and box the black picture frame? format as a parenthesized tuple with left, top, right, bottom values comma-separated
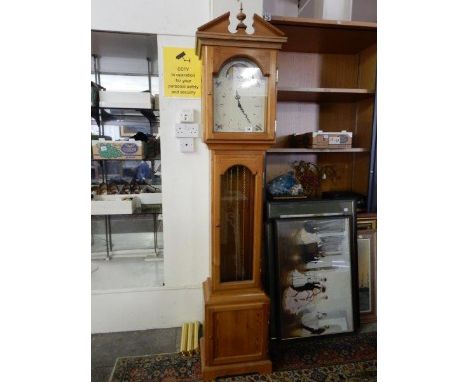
(272, 214, 359, 340)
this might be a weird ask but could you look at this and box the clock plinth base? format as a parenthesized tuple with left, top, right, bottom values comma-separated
(200, 337, 272, 381)
(201, 278, 272, 381)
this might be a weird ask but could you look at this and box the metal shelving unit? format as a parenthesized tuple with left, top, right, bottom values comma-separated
(91, 55, 162, 262)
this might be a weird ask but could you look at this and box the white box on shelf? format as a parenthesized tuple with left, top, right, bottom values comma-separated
(99, 91, 154, 109)
(91, 195, 141, 215)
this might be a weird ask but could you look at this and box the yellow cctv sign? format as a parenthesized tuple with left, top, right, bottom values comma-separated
(163, 47, 201, 98)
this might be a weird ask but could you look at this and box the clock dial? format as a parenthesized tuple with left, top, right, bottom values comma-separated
(213, 58, 267, 133)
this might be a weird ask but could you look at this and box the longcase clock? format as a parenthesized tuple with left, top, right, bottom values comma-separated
(196, 8, 286, 380)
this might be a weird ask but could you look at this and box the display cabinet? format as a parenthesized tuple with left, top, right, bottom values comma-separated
(265, 17, 377, 211)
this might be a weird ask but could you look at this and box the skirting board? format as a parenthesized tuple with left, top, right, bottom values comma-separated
(91, 286, 203, 333)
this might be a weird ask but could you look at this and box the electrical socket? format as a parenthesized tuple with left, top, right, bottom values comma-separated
(175, 123, 199, 138)
(179, 138, 195, 152)
(179, 109, 194, 123)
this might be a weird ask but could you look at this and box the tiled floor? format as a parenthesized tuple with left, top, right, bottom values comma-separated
(92, 323, 377, 382)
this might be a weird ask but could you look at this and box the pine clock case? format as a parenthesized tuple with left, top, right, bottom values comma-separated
(196, 12, 286, 380)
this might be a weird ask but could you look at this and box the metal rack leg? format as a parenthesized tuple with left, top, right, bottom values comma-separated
(104, 215, 111, 261)
(107, 215, 113, 258)
(153, 213, 158, 256)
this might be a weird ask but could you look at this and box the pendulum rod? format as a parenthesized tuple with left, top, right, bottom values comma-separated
(229, 167, 233, 280)
(235, 166, 239, 280)
(241, 166, 246, 280)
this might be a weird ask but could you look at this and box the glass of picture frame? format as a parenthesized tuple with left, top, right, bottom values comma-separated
(357, 228, 377, 323)
(274, 216, 357, 339)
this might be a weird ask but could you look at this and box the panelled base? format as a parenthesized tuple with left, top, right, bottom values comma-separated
(200, 337, 272, 381)
(201, 278, 272, 381)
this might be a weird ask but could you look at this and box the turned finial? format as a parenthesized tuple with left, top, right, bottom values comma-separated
(236, 2, 247, 31)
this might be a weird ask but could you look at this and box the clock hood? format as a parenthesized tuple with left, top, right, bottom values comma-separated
(196, 12, 286, 58)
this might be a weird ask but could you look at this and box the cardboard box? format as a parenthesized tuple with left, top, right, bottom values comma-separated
(289, 131, 353, 149)
(92, 139, 144, 160)
(312, 131, 353, 149)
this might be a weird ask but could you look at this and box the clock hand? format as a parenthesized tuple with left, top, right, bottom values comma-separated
(235, 91, 251, 124)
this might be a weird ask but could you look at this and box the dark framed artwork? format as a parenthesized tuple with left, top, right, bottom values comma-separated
(357, 229, 377, 323)
(274, 216, 357, 339)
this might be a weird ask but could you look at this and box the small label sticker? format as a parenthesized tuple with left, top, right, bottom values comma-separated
(100, 146, 107, 151)
(344, 207, 349, 212)
(329, 136, 341, 144)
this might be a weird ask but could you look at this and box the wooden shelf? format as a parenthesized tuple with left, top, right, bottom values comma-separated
(267, 148, 369, 154)
(270, 16, 377, 54)
(277, 87, 375, 103)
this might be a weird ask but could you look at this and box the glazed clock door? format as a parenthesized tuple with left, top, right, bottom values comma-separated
(212, 151, 264, 292)
(213, 58, 267, 133)
(202, 46, 278, 143)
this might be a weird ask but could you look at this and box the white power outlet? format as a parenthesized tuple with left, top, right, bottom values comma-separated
(175, 123, 199, 138)
(179, 138, 195, 152)
(179, 109, 194, 123)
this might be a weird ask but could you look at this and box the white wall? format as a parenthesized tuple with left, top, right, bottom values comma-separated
(264, 0, 298, 18)
(92, 0, 210, 35)
(323, 0, 353, 20)
(91, 0, 263, 333)
(91, 286, 203, 333)
(157, 34, 210, 289)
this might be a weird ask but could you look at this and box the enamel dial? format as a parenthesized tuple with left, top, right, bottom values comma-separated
(213, 58, 267, 133)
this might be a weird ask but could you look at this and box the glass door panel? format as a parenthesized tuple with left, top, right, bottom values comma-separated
(219, 165, 255, 282)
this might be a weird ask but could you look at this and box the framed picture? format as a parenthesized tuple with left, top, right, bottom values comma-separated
(274, 216, 358, 339)
(357, 229, 377, 323)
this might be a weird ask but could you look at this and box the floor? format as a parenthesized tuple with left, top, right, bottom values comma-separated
(91, 323, 376, 382)
(92, 327, 182, 382)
